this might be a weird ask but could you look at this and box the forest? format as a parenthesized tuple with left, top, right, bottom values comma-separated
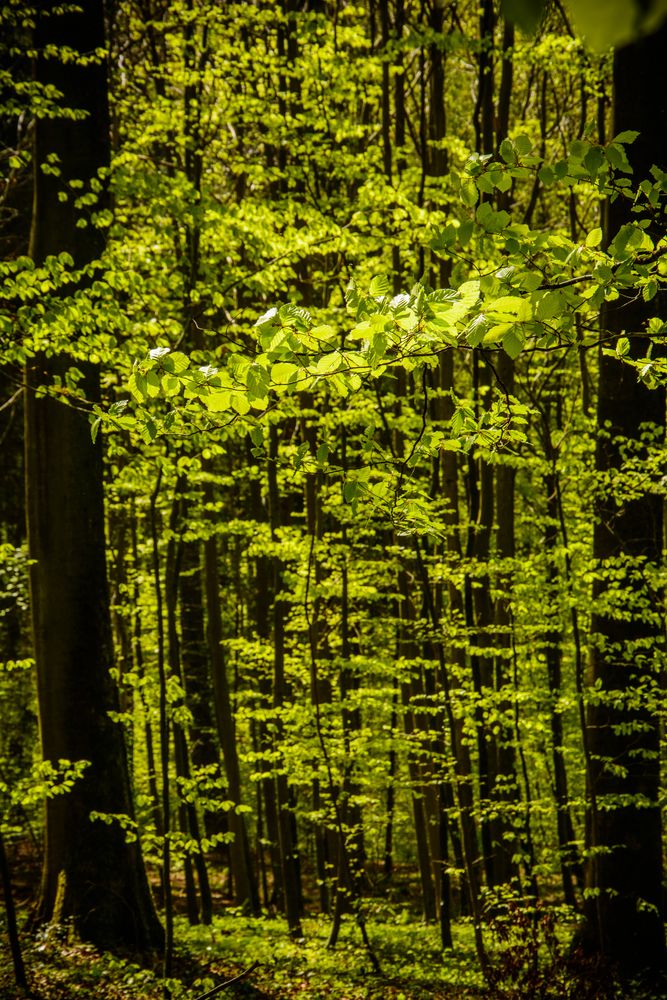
(1, 0, 667, 997)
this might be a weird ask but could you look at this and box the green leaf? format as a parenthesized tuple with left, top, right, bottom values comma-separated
(314, 351, 343, 375)
(460, 177, 479, 207)
(535, 291, 564, 322)
(162, 351, 189, 374)
(487, 295, 532, 322)
(583, 146, 605, 176)
(271, 362, 299, 387)
(343, 480, 358, 503)
(585, 227, 603, 248)
(605, 143, 631, 172)
(458, 220, 474, 246)
(247, 363, 270, 400)
(613, 130, 639, 145)
(466, 314, 491, 348)
(204, 391, 231, 412)
(249, 425, 264, 448)
(231, 393, 251, 415)
(643, 278, 658, 302)
(514, 134, 532, 156)
(610, 223, 651, 259)
(279, 304, 311, 329)
(484, 322, 512, 345)
(502, 326, 525, 359)
(141, 418, 158, 443)
(476, 202, 510, 232)
(567, 0, 667, 50)
(569, 139, 588, 160)
(90, 416, 102, 443)
(369, 274, 391, 297)
(128, 372, 147, 402)
(501, 0, 547, 33)
(538, 165, 555, 185)
(494, 170, 512, 193)
(499, 138, 517, 165)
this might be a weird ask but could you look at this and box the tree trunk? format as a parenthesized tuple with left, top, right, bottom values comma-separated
(25, 0, 162, 952)
(164, 497, 212, 926)
(580, 24, 667, 976)
(0, 829, 28, 989)
(266, 425, 304, 937)
(203, 514, 260, 914)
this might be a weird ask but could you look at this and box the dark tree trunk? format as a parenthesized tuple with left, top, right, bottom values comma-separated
(580, 25, 667, 977)
(541, 393, 582, 908)
(203, 521, 260, 914)
(0, 830, 28, 989)
(25, 0, 162, 952)
(164, 500, 212, 926)
(179, 539, 227, 848)
(490, 352, 523, 890)
(266, 426, 304, 936)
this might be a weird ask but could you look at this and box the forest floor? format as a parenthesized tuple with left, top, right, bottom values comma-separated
(1, 850, 651, 999)
(0, 910, 484, 1000)
(0, 850, 485, 1000)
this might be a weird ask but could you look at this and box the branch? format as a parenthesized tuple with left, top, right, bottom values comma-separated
(538, 274, 593, 290)
(192, 962, 261, 1000)
(0, 387, 23, 413)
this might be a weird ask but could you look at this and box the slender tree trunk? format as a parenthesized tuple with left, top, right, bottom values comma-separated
(398, 562, 437, 923)
(436, 349, 485, 952)
(249, 472, 284, 908)
(490, 352, 523, 889)
(164, 495, 213, 926)
(267, 426, 304, 936)
(180, 539, 228, 850)
(382, 681, 398, 879)
(131, 509, 164, 842)
(541, 397, 582, 908)
(203, 502, 259, 914)
(0, 829, 28, 990)
(464, 359, 496, 887)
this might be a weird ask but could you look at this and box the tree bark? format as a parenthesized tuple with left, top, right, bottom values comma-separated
(579, 24, 667, 976)
(203, 514, 260, 914)
(25, 0, 162, 952)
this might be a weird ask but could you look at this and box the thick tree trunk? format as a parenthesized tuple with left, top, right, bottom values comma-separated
(25, 0, 162, 952)
(580, 25, 667, 976)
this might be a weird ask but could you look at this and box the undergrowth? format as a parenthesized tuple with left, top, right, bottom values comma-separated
(0, 909, 483, 1000)
(2, 899, 660, 999)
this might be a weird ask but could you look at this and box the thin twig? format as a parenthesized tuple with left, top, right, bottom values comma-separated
(0, 387, 23, 413)
(538, 273, 593, 290)
(192, 962, 261, 1000)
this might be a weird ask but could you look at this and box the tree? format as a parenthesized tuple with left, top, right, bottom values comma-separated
(4, 0, 666, 989)
(579, 21, 667, 976)
(24, 0, 163, 951)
